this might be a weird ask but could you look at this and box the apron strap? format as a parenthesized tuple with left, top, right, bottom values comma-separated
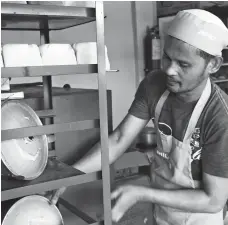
(154, 90, 170, 148)
(183, 79, 211, 141)
(154, 79, 211, 144)
(154, 90, 170, 131)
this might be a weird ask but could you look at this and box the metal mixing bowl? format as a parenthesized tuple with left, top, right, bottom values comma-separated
(2, 195, 64, 225)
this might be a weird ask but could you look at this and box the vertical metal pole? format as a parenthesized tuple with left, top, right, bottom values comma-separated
(40, 21, 53, 125)
(96, 2, 112, 225)
(40, 20, 55, 150)
(131, 2, 140, 88)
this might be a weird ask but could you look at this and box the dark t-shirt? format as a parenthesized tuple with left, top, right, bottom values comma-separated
(129, 71, 228, 180)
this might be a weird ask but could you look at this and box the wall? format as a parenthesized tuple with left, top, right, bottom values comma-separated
(2, 1, 155, 128)
(132, 1, 157, 86)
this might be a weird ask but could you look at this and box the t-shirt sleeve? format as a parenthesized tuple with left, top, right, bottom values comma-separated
(128, 78, 151, 120)
(202, 123, 228, 178)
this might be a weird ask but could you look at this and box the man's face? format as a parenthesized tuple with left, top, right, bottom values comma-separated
(162, 36, 209, 94)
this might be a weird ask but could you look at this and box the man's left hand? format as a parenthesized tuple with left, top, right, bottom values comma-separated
(111, 185, 146, 222)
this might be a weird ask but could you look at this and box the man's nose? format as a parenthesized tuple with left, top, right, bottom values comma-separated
(164, 61, 178, 77)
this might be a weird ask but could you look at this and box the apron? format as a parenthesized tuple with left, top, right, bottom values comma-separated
(151, 79, 223, 225)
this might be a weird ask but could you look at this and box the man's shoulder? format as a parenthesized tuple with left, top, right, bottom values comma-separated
(140, 70, 167, 95)
(138, 70, 167, 113)
(209, 85, 228, 120)
(204, 84, 228, 136)
(143, 70, 166, 86)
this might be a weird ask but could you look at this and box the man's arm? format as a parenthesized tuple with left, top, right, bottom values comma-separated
(72, 114, 149, 173)
(142, 172, 228, 213)
(111, 172, 228, 221)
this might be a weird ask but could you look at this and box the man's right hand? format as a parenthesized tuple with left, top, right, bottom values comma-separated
(50, 187, 67, 205)
(40, 187, 67, 205)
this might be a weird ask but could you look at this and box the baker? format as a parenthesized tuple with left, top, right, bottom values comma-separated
(50, 9, 228, 225)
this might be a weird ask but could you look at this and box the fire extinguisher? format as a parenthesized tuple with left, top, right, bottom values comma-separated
(144, 25, 161, 74)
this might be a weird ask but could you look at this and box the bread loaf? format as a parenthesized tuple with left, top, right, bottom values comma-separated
(27, 1, 95, 7)
(39, 44, 77, 66)
(2, 44, 42, 67)
(73, 42, 110, 70)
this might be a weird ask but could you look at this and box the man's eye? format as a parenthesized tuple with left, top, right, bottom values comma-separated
(179, 62, 189, 68)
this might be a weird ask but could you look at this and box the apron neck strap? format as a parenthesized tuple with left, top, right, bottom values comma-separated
(154, 90, 170, 131)
(183, 78, 211, 141)
(154, 78, 211, 143)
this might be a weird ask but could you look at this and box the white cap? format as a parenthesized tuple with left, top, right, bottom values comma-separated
(167, 9, 228, 56)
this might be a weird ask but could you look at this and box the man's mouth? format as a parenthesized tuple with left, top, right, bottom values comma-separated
(166, 78, 178, 85)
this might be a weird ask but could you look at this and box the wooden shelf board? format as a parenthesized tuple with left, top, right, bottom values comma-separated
(1, 157, 101, 201)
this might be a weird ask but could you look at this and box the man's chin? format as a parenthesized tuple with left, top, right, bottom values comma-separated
(166, 83, 179, 93)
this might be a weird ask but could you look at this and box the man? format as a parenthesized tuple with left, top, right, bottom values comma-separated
(51, 9, 228, 225)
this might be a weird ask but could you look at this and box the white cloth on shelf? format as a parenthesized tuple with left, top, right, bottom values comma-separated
(63, 1, 95, 7)
(2, 44, 42, 67)
(27, 1, 95, 7)
(1, 46, 10, 91)
(39, 44, 77, 66)
(1, 47, 4, 68)
(1, 78, 10, 91)
(73, 42, 110, 70)
(1, 45, 10, 91)
(1, 1, 27, 3)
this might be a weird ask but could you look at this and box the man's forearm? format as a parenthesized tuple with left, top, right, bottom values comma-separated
(72, 129, 126, 173)
(141, 187, 222, 213)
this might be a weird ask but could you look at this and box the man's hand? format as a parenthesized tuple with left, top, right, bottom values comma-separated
(40, 187, 67, 205)
(111, 185, 146, 222)
(49, 187, 67, 205)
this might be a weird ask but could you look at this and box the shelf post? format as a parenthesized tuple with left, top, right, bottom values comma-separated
(40, 20, 55, 150)
(96, 2, 112, 225)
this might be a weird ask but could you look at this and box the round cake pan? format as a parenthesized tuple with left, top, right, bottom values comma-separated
(1, 100, 48, 180)
(2, 195, 64, 225)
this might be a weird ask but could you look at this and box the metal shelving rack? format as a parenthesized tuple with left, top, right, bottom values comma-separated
(1, 2, 113, 225)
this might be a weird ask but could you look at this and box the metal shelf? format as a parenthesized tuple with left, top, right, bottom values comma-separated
(1, 3, 96, 30)
(214, 79, 228, 83)
(114, 150, 150, 170)
(1, 65, 98, 78)
(1, 3, 113, 225)
(1, 157, 101, 201)
(222, 63, 228, 67)
(1, 119, 100, 141)
(1, 66, 118, 78)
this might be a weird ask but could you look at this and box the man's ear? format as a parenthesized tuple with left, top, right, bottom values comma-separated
(207, 56, 223, 74)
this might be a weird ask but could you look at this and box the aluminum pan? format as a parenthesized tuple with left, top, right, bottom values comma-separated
(2, 195, 64, 225)
(1, 100, 48, 180)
